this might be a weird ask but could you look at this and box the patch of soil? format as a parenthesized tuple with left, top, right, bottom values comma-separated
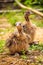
(0, 50, 43, 65)
(0, 18, 13, 40)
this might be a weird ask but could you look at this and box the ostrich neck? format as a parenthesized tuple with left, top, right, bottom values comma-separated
(26, 21, 32, 27)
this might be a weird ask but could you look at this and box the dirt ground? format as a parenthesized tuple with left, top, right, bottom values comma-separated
(0, 18, 13, 40)
(0, 50, 43, 65)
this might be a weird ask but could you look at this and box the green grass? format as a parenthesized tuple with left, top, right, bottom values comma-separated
(0, 11, 43, 27)
(29, 43, 43, 51)
(0, 40, 5, 53)
(30, 14, 43, 27)
(0, 12, 24, 26)
(21, 55, 27, 59)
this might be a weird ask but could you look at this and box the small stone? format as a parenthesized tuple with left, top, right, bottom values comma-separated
(14, 53, 19, 57)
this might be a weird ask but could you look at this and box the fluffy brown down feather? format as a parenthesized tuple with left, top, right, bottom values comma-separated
(6, 22, 30, 54)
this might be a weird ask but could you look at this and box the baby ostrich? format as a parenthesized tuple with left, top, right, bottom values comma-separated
(22, 10, 37, 45)
(6, 22, 30, 54)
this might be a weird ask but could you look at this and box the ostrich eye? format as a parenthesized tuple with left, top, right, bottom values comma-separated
(23, 25, 26, 29)
(23, 25, 24, 27)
